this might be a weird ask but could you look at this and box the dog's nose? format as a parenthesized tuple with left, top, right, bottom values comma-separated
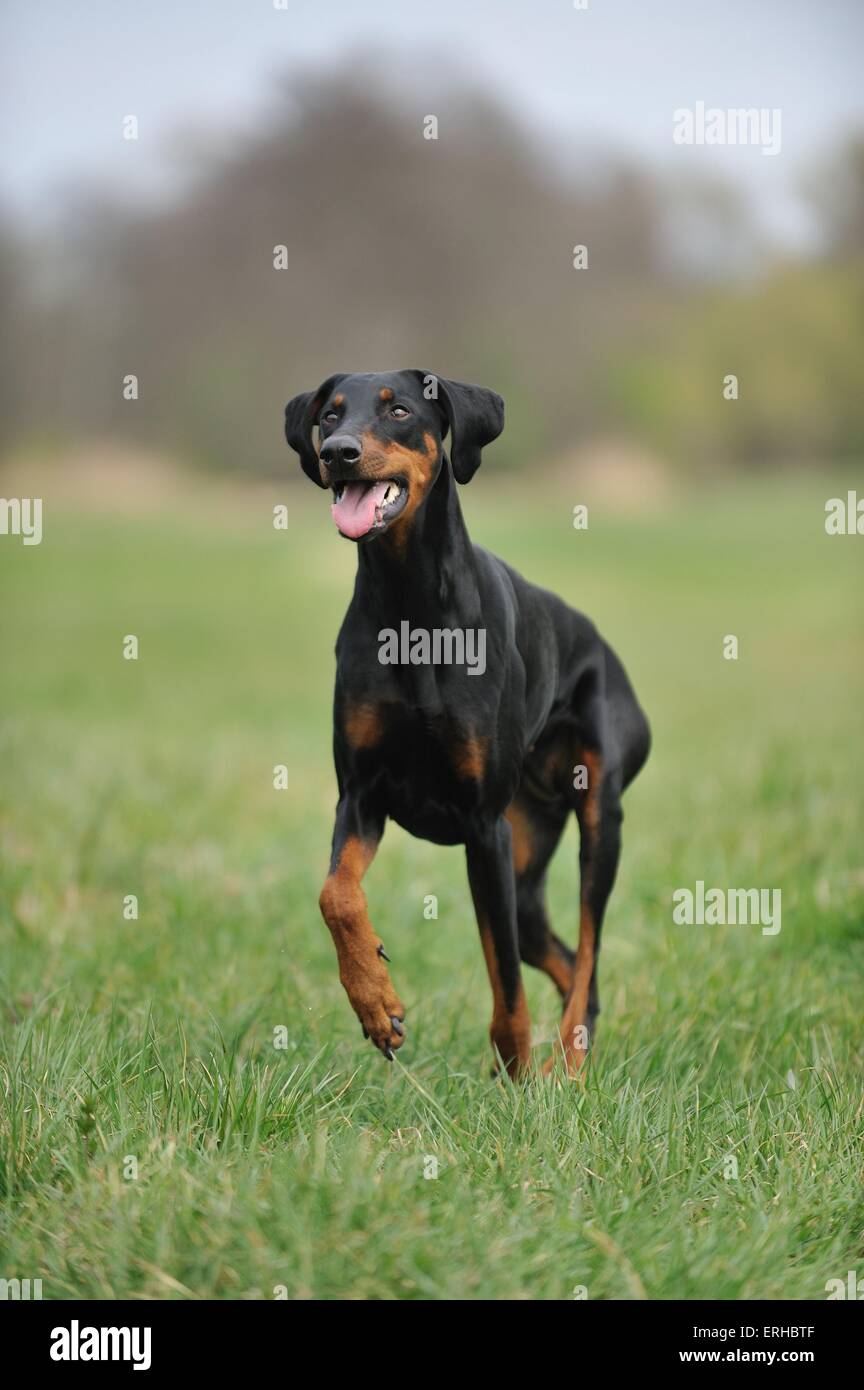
(320, 434, 362, 470)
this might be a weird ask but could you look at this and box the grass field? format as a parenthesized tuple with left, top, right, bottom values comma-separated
(1, 461, 862, 1300)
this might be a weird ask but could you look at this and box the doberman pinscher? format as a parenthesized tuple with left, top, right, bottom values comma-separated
(285, 371, 650, 1077)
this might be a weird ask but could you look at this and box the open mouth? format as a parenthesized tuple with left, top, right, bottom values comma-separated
(330, 478, 408, 541)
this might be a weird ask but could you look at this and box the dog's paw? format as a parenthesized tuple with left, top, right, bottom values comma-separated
(346, 977, 406, 1060)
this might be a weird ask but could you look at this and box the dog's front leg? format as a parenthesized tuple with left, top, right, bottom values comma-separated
(319, 794, 405, 1059)
(466, 818, 532, 1078)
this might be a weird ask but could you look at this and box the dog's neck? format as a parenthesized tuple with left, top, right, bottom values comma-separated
(355, 458, 481, 627)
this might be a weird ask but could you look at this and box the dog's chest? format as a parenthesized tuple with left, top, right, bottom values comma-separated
(374, 704, 496, 844)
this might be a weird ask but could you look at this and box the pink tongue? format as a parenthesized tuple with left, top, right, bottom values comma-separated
(331, 480, 391, 539)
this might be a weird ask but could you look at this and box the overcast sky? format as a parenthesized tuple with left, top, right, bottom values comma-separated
(2, 0, 863, 248)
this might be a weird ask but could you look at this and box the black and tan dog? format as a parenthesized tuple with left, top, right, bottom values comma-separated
(285, 371, 650, 1077)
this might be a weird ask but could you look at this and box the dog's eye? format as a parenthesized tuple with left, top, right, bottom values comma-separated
(390, 406, 410, 420)
(321, 410, 338, 425)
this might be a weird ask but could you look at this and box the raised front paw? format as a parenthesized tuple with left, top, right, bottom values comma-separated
(342, 965, 406, 1060)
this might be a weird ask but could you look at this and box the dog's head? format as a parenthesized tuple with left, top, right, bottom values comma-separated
(284, 370, 504, 542)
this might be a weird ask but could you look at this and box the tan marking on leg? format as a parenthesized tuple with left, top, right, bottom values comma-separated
(543, 905, 595, 1077)
(537, 945, 574, 997)
(505, 800, 534, 874)
(478, 921, 532, 1078)
(581, 748, 603, 834)
(544, 748, 603, 1078)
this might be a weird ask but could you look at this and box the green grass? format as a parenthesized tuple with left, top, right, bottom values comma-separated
(1, 465, 862, 1300)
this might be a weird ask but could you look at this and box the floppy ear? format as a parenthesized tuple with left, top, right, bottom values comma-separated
(426, 375, 505, 484)
(284, 374, 347, 487)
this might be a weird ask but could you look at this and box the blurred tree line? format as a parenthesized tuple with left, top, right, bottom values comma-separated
(2, 66, 862, 474)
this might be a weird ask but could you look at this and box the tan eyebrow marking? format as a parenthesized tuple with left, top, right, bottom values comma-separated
(379, 387, 394, 402)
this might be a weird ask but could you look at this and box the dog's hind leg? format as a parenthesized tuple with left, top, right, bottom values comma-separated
(506, 791, 575, 996)
(544, 746, 623, 1077)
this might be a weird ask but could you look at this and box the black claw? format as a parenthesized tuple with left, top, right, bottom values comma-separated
(391, 1017, 404, 1036)
(362, 1025, 369, 1039)
(383, 1045, 395, 1061)
(377, 944, 391, 961)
